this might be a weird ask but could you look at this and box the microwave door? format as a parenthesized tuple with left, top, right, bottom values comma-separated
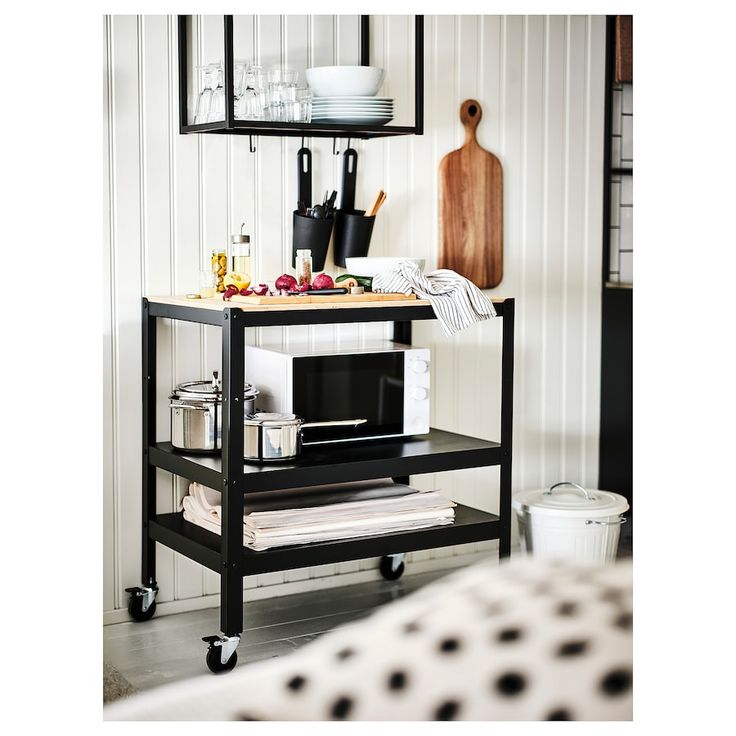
(294, 353, 405, 444)
(377, 375, 404, 427)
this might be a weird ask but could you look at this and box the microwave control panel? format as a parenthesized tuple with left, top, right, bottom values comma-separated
(404, 348, 431, 435)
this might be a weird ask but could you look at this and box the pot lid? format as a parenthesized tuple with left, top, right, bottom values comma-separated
(244, 412, 303, 427)
(172, 374, 258, 401)
(512, 481, 629, 519)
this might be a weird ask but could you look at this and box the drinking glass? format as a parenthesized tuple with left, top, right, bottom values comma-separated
(266, 68, 298, 122)
(237, 64, 265, 120)
(294, 88, 312, 123)
(194, 65, 214, 124)
(233, 60, 248, 118)
(207, 64, 225, 123)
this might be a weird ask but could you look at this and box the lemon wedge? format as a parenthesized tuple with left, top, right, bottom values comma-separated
(223, 272, 251, 291)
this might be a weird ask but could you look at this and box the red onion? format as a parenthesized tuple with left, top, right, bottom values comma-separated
(275, 273, 298, 292)
(312, 273, 334, 290)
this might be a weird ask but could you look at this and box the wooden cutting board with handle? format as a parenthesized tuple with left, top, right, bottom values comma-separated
(439, 99, 503, 288)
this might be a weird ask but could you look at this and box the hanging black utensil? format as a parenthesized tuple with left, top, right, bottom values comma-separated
(297, 146, 312, 210)
(340, 146, 358, 211)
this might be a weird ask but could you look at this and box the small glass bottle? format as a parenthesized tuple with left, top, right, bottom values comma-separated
(295, 249, 312, 287)
(230, 223, 252, 279)
(211, 248, 227, 292)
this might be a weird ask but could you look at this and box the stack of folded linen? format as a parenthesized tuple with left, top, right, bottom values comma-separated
(181, 480, 456, 551)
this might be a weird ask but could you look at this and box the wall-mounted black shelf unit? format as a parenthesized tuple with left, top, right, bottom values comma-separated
(177, 15, 424, 140)
(131, 295, 514, 674)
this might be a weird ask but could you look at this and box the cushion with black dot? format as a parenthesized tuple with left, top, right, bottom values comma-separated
(105, 558, 632, 721)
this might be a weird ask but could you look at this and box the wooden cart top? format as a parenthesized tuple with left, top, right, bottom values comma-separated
(145, 294, 508, 314)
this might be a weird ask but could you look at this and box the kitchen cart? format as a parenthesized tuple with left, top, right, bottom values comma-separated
(130, 295, 514, 673)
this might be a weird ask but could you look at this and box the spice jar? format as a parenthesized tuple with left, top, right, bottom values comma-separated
(295, 248, 312, 287)
(211, 249, 227, 293)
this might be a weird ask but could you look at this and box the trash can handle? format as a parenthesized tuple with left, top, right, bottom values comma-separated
(544, 481, 595, 501)
(585, 518, 627, 526)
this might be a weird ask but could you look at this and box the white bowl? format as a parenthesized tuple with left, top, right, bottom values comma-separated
(306, 66, 385, 97)
(345, 257, 426, 278)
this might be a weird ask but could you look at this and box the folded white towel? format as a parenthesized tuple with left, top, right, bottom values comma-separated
(181, 481, 456, 550)
(371, 260, 497, 335)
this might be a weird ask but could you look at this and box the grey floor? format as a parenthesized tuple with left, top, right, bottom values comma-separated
(104, 567, 454, 693)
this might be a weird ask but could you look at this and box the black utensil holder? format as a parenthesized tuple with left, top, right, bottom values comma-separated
(292, 211, 334, 271)
(333, 209, 375, 268)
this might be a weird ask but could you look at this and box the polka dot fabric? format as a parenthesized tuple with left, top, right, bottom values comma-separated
(105, 558, 632, 721)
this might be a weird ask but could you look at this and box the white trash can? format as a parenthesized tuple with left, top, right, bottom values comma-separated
(512, 481, 629, 565)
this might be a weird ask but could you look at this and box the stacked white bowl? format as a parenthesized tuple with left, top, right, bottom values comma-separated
(306, 66, 393, 125)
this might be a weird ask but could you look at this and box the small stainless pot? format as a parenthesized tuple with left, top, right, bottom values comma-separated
(244, 412, 367, 463)
(170, 371, 259, 453)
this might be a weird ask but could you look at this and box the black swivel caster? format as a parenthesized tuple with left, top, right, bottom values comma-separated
(125, 586, 157, 622)
(379, 554, 406, 581)
(203, 635, 240, 674)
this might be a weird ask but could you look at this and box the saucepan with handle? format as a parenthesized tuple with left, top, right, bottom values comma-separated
(243, 412, 367, 463)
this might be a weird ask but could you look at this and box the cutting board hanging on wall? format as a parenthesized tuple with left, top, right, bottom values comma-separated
(438, 99, 503, 288)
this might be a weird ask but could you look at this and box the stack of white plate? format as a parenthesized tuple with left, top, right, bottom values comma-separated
(311, 97, 394, 125)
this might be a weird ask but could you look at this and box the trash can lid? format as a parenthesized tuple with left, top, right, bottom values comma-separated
(512, 481, 629, 519)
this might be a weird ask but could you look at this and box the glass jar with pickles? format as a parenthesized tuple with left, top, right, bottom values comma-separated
(211, 249, 228, 293)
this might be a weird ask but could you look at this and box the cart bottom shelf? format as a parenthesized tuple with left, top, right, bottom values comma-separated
(149, 505, 501, 577)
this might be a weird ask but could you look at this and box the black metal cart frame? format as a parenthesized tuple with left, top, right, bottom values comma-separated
(139, 297, 514, 653)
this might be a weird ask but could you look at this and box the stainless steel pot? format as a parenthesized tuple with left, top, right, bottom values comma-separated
(243, 412, 367, 463)
(170, 371, 259, 453)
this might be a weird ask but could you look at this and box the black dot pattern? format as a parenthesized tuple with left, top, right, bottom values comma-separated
(497, 627, 522, 643)
(435, 701, 460, 720)
(600, 669, 632, 696)
(388, 671, 408, 691)
(547, 708, 572, 720)
(286, 675, 306, 691)
(600, 588, 624, 604)
(144, 560, 632, 722)
(439, 637, 461, 653)
(495, 672, 527, 697)
(557, 640, 588, 657)
(335, 647, 356, 661)
(330, 696, 353, 719)
(557, 601, 578, 616)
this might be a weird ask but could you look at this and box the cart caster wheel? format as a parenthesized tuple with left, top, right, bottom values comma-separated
(205, 646, 238, 674)
(125, 586, 157, 622)
(379, 554, 405, 581)
(203, 634, 241, 674)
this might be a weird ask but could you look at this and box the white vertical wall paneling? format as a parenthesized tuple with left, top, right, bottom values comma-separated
(103, 15, 605, 621)
(522, 15, 548, 494)
(562, 16, 589, 485)
(582, 18, 605, 486)
(110, 15, 144, 611)
(502, 16, 527, 499)
(141, 15, 176, 603)
(103, 16, 116, 613)
(540, 16, 565, 489)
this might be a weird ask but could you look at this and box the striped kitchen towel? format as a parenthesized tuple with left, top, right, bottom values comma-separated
(372, 260, 497, 335)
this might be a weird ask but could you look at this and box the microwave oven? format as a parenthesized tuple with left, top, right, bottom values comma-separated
(245, 340, 430, 445)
